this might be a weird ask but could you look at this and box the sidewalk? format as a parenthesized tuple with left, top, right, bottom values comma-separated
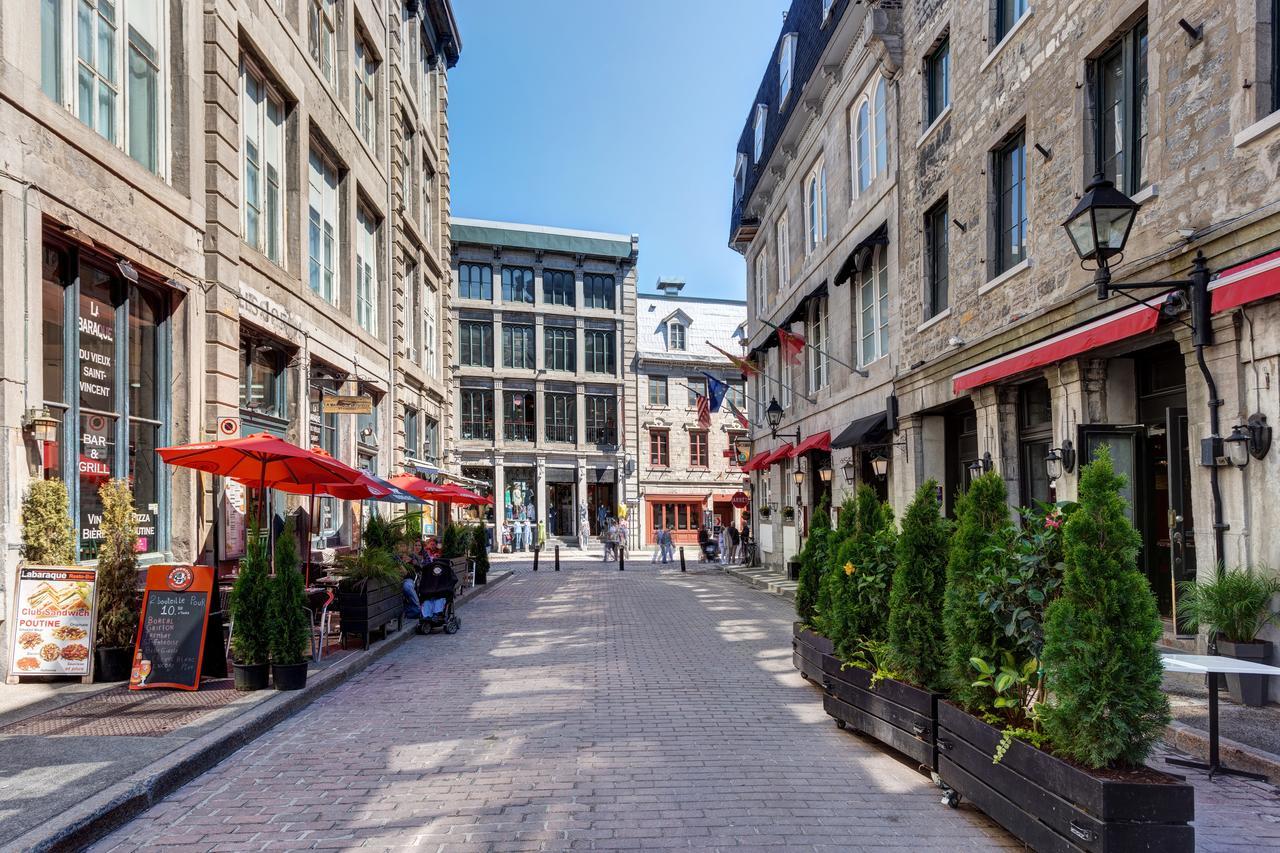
(0, 570, 511, 852)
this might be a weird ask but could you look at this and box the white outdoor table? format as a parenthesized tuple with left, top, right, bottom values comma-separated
(1160, 653, 1280, 780)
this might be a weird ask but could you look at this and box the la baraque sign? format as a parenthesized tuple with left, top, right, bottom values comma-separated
(321, 394, 373, 414)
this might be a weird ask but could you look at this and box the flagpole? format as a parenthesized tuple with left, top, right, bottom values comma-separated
(700, 343, 818, 404)
(756, 317, 868, 377)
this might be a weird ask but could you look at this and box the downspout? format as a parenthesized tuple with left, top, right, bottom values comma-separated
(3, 173, 34, 570)
(384, 9, 397, 499)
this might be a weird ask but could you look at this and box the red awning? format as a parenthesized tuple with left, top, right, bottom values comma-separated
(1211, 248, 1280, 312)
(740, 453, 766, 472)
(789, 431, 831, 458)
(759, 443, 794, 468)
(952, 298, 1165, 394)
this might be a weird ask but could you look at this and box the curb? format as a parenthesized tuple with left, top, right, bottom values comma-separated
(1163, 720, 1280, 785)
(14, 571, 513, 853)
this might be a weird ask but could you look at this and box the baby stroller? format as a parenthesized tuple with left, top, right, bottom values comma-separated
(408, 559, 461, 635)
(699, 529, 720, 562)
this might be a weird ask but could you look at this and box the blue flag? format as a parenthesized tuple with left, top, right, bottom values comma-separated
(702, 373, 729, 413)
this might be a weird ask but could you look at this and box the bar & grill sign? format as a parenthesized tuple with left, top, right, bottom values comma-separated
(7, 567, 98, 680)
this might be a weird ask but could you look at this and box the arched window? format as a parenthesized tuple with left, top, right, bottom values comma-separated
(855, 100, 871, 192)
(873, 78, 888, 175)
(807, 174, 819, 250)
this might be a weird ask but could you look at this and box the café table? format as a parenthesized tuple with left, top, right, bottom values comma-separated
(1160, 653, 1280, 780)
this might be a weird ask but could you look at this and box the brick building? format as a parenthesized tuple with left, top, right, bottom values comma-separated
(733, 0, 1280, 696)
(730, 0, 901, 572)
(634, 279, 749, 547)
(0, 0, 460, 668)
(449, 218, 639, 549)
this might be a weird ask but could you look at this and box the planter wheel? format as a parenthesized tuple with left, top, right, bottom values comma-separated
(941, 790, 961, 809)
(835, 719, 847, 730)
(800, 672, 809, 681)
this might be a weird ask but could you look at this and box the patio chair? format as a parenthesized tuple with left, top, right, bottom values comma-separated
(305, 588, 335, 661)
(220, 586, 235, 658)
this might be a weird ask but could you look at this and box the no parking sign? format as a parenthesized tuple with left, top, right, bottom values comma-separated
(217, 417, 239, 438)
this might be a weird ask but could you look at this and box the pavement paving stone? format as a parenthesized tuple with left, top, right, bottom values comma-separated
(82, 559, 1276, 852)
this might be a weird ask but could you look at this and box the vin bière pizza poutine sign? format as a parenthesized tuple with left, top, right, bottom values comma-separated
(7, 567, 98, 680)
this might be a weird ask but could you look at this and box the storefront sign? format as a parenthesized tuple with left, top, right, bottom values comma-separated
(130, 564, 214, 691)
(7, 567, 98, 680)
(221, 479, 247, 560)
(321, 394, 373, 415)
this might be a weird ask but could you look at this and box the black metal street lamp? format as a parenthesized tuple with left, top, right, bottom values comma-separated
(869, 454, 889, 479)
(842, 456, 857, 484)
(967, 452, 993, 478)
(1062, 172, 1224, 571)
(1045, 439, 1076, 482)
(765, 397, 801, 443)
(818, 462, 833, 482)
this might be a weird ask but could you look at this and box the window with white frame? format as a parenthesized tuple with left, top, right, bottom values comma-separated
(822, 0, 835, 20)
(776, 213, 791, 290)
(668, 321, 686, 351)
(425, 283, 438, 377)
(403, 4, 419, 97)
(734, 153, 747, 202)
(356, 206, 380, 334)
(805, 159, 828, 253)
(778, 349, 792, 409)
(853, 77, 889, 195)
(422, 160, 435, 242)
(402, 118, 416, 219)
(419, 37, 432, 123)
(807, 297, 828, 393)
(874, 78, 888, 175)
(241, 57, 285, 264)
(406, 261, 420, 363)
(753, 104, 768, 162)
(308, 147, 340, 304)
(855, 99, 871, 192)
(353, 32, 378, 148)
(857, 245, 890, 366)
(778, 33, 797, 105)
(308, 0, 337, 86)
(41, 0, 166, 175)
(754, 250, 767, 313)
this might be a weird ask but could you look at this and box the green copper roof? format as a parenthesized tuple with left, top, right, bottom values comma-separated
(451, 218, 635, 260)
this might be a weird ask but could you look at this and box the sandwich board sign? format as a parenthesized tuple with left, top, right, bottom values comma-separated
(6, 567, 98, 684)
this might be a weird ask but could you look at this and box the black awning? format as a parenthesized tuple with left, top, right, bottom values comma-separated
(831, 411, 889, 449)
(834, 223, 890, 287)
(782, 280, 829, 327)
(747, 330, 779, 360)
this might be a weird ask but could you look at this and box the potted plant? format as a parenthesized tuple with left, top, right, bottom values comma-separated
(1178, 567, 1280, 706)
(440, 522, 471, 582)
(470, 524, 489, 585)
(93, 479, 142, 682)
(935, 449, 1192, 851)
(792, 496, 832, 683)
(268, 519, 311, 690)
(20, 478, 75, 565)
(334, 515, 405, 648)
(781, 505, 795, 523)
(230, 530, 271, 690)
(758, 505, 772, 521)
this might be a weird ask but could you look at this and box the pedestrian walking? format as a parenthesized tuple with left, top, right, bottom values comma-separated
(727, 523, 741, 564)
(661, 526, 675, 563)
(617, 517, 629, 559)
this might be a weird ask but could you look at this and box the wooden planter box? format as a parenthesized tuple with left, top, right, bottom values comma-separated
(821, 653, 939, 771)
(935, 701, 1194, 852)
(792, 623, 833, 685)
(336, 577, 403, 649)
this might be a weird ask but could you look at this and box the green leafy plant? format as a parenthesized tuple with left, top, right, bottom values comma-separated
(362, 512, 405, 552)
(1177, 567, 1280, 643)
(885, 481, 950, 690)
(825, 487, 896, 661)
(470, 524, 489, 584)
(230, 529, 272, 665)
(794, 495, 832, 624)
(269, 519, 311, 666)
(970, 653, 1041, 719)
(813, 496, 857, 641)
(335, 546, 403, 589)
(976, 503, 1070, 661)
(440, 523, 468, 559)
(781, 505, 796, 522)
(94, 479, 141, 649)
(942, 471, 1013, 710)
(20, 478, 75, 564)
(1041, 446, 1170, 769)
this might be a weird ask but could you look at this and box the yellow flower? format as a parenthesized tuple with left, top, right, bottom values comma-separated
(843, 562, 855, 576)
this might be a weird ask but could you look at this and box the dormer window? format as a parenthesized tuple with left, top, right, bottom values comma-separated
(668, 321, 686, 351)
(753, 104, 768, 162)
(734, 153, 747, 202)
(778, 33, 797, 105)
(822, 0, 835, 21)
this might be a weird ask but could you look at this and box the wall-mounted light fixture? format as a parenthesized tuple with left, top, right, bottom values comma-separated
(1045, 439, 1076, 482)
(818, 462, 832, 482)
(967, 451, 994, 478)
(842, 456, 857, 484)
(22, 408, 59, 444)
(870, 454, 889, 479)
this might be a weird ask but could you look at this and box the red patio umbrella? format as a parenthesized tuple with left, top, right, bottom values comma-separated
(386, 473, 452, 500)
(434, 483, 491, 505)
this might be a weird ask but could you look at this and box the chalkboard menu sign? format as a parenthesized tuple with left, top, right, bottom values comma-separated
(130, 565, 215, 691)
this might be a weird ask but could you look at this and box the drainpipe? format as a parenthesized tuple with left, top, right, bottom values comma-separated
(384, 9, 397, 495)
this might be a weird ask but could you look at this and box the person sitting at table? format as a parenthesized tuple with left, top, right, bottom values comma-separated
(423, 537, 441, 559)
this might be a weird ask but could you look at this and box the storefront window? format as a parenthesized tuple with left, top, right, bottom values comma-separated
(310, 371, 341, 536)
(239, 336, 290, 426)
(504, 466, 535, 521)
(43, 241, 170, 560)
(1018, 379, 1053, 508)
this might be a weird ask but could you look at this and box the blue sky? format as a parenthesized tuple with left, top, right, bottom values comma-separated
(448, 0, 787, 302)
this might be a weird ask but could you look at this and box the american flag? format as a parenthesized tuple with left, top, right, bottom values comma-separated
(696, 393, 711, 428)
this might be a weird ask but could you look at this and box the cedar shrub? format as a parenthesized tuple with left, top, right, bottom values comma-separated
(826, 486, 896, 660)
(94, 479, 141, 648)
(794, 494, 832, 623)
(886, 481, 950, 690)
(470, 524, 489, 584)
(1041, 447, 1170, 768)
(814, 495, 858, 640)
(20, 478, 75, 565)
(269, 518, 311, 666)
(231, 529, 272, 665)
(942, 470, 1012, 709)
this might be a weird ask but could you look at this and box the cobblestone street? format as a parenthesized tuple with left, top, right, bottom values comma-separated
(91, 563, 1017, 851)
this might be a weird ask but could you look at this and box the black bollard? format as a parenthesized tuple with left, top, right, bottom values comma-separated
(619, 548, 625, 571)
(679, 546, 686, 572)
(555, 545, 561, 571)
(533, 546, 539, 571)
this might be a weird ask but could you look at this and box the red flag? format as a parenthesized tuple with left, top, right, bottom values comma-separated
(777, 328, 805, 366)
(696, 394, 711, 429)
(708, 342, 761, 378)
(728, 399, 750, 430)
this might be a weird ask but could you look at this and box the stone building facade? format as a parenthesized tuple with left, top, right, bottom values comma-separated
(634, 280, 749, 548)
(730, 0, 902, 572)
(734, 0, 1280, 697)
(449, 219, 639, 549)
(0, 0, 459, 669)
